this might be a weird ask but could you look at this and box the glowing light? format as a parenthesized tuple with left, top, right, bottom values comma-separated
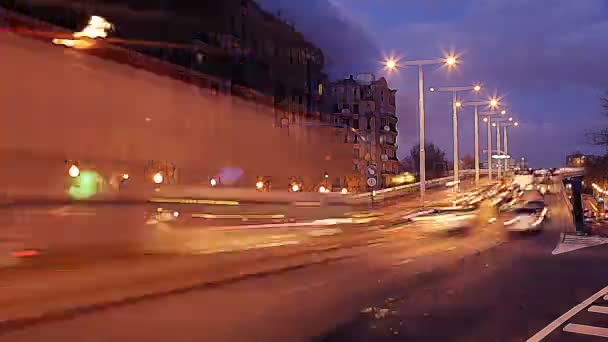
(319, 186, 326, 193)
(12, 249, 39, 258)
(385, 59, 397, 69)
(474, 85, 481, 92)
(173, 211, 179, 218)
(429, 87, 436, 92)
(514, 122, 519, 126)
(122, 174, 129, 180)
(492, 122, 497, 127)
(153, 172, 163, 184)
(483, 117, 489, 123)
(68, 165, 80, 178)
(292, 184, 300, 192)
(73, 16, 112, 39)
(508, 117, 513, 121)
(456, 101, 462, 108)
(52, 38, 92, 49)
(256, 181, 264, 189)
(501, 110, 507, 115)
(324, 172, 329, 179)
(341, 188, 348, 194)
(490, 99, 499, 107)
(210, 178, 218, 187)
(446, 56, 457, 66)
(69, 170, 101, 200)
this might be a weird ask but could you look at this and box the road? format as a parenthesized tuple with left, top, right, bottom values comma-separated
(2, 183, 608, 341)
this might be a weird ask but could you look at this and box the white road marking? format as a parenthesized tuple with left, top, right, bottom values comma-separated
(552, 233, 608, 255)
(588, 305, 608, 314)
(392, 258, 414, 266)
(527, 286, 608, 342)
(563, 323, 608, 338)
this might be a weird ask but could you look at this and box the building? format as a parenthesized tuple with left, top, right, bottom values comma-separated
(5, 0, 327, 122)
(325, 74, 399, 187)
(0, 8, 357, 198)
(567, 153, 595, 167)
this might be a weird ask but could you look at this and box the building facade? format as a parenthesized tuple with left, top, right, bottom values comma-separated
(325, 74, 400, 187)
(5, 0, 327, 122)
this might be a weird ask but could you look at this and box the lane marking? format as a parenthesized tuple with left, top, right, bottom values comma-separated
(563, 323, 608, 338)
(527, 286, 608, 342)
(588, 305, 608, 314)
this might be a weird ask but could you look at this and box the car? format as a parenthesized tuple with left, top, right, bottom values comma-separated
(503, 202, 548, 232)
(407, 206, 477, 233)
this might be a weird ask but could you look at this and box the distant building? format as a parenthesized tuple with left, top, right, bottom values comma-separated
(325, 74, 399, 187)
(567, 153, 596, 167)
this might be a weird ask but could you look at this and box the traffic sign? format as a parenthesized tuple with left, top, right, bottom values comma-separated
(366, 165, 377, 177)
(367, 177, 377, 187)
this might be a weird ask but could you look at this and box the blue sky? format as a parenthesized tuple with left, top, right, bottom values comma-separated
(258, 0, 608, 166)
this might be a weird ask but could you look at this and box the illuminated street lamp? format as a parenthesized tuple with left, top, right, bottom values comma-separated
(458, 98, 501, 185)
(210, 177, 218, 187)
(479, 107, 507, 181)
(486, 116, 517, 179)
(68, 164, 80, 178)
(428, 84, 482, 191)
(500, 121, 520, 173)
(153, 172, 163, 184)
(385, 54, 459, 203)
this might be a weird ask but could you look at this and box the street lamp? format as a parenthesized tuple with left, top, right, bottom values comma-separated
(428, 84, 481, 191)
(458, 99, 501, 185)
(500, 121, 519, 173)
(479, 107, 506, 181)
(385, 54, 458, 204)
(486, 116, 515, 179)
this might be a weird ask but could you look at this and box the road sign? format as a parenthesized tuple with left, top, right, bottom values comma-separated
(492, 154, 511, 159)
(367, 177, 377, 187)
(366, 165, 377, 177)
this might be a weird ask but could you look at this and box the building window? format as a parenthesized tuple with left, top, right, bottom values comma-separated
(354, 135, 359, 143)
(353, 119, 359, 129)
(353, 104, 359, 114)
(367, 117, 372, 129)
(318, 83, 323, 95)
(291, 112, 296, 123)
(298, 96, 303, 104)
(353, 163, 359, 171)
(333, 104, 339, 113)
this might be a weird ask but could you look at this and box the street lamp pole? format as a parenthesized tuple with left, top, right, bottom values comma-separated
(418, 64, 426, 203)
(429, 85, 481, 191)
(385, 55, 458, 204)
(504, 125, 509, 173)
(496, 122, 502, 179)
(474, 105, 479, 185)
(479, 108, 506, 182)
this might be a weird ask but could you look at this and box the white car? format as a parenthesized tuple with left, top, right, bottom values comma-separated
(504, 207, 547, 232)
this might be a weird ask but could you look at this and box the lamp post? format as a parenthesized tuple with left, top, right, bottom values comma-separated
(480, 109, 507, 181)
(459, 99, 500, 186)
(385, 55, 458, 204)
(428, 85, 481, 191)
(501, 120, 519, 173)
(485, 115, 515, 180)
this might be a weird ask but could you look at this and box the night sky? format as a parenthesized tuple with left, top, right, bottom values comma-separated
(258, 0, 608, 167)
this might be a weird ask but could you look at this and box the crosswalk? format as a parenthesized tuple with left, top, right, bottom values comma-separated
(528, 286, 608, 341)
(552, 233, 608, 255)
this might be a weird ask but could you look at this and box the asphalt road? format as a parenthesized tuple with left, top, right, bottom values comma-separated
(4, 184, 606, 341)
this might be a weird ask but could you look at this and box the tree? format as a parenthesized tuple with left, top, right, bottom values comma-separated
(409, 143, 448, 180)
(399, 156, 416, 173)
(461, 154, 475, 170)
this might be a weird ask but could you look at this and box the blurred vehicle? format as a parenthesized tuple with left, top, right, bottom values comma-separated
(407, 206, 477, 233)
(503, 200, 548, 232)
(513, 170, 534, 191)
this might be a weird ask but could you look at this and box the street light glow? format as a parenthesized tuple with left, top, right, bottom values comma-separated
(490, 99, 499, 107)
(153, 172, 163, 184)
(319, 186, 326, 193)
(492, 122, 497, 127)
(508, 117, 513, 121)
(341, 188, 348, 194)
(385, 59, 397, 70)
(445, 56, 457, 66)
(514, 122, 519, 126)
(474, 85, 481, 92)
(256, 181, 264, 189)
(429, 87, 435, 92)
(68, 165, 80, 178)
(483, 117, 489, 123)
(122, 173, 129, 180)
(210, 178, 218, 186)
(291, 184, 300, 192)
(501, 110, 507, 115)
(456, 101, 462, 107)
